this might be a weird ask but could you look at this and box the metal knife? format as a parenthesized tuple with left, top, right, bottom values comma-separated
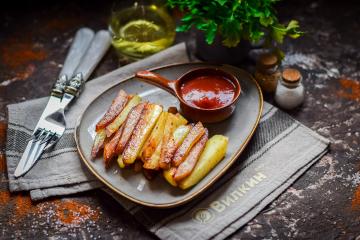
(14, 28, 95, 178)
(16, 30, 112, 177)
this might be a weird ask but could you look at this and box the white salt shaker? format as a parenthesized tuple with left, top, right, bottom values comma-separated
(275, 68, 304, 110)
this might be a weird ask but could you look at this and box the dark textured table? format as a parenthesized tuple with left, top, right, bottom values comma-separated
(1, 0, 359, 239)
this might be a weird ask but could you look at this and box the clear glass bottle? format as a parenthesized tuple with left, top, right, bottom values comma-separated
(254, 53, 281, 93)
(275, 68, 305, 110)
(109, 0, 175, 61)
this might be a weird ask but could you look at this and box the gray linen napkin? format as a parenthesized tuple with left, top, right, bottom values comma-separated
(104, 102, 329, 240)
(6, 42, 329, 240)
(6, 43, 189, 198)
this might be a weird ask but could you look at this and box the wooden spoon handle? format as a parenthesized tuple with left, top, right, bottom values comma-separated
(136, 70, 176, 95)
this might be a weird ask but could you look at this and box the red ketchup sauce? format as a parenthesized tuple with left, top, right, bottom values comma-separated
(180, 75, 236, 109)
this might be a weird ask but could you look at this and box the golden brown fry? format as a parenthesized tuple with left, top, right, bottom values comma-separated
(116, 102, 147, 154)
(163, 167, 178, 187)
(159, 113, 188, 169)
(91, 129, 106, 159)
(160, 125, 191, 170)
(96, 90, 128, 131)
(172, 122, 206, 167)
(175, 113, 187, 125)
(103, 125, 124, 167)
(141, 112, 168, 162)
(105, 95, 141, 137)
(117, 155, 125, 168)
(123, 104, 163, 165)
(143, 140, 162, 170)
(179, 135, 228, 189)
(174, 129, 208, 181)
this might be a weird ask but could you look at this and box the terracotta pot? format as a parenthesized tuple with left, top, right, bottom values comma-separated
(135, 67, 241, 123)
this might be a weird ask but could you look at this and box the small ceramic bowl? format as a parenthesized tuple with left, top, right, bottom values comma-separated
(135, 67, 241, 123)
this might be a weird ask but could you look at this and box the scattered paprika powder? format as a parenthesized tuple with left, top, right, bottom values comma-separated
(337, 78, 360, 102)
(351, 185, 360, 210)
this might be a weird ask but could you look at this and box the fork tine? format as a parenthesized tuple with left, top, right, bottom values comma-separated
(21, 131, 58, 175)
(21, 130, 49, 173)
(14, 139, 35, 177)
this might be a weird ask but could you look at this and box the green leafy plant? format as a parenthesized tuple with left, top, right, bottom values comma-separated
(167, 0, 303, 49)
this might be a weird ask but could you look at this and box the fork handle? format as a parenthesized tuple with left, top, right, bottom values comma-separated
(73, 30, 112, 82)
(63, 30, 111, 104)
(51, 74, 68, 97)
(51, 28, 95, 98)
(59, 28, 95, 78)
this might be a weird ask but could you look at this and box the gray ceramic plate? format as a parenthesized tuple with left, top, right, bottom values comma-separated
(75, 63, 263, 208)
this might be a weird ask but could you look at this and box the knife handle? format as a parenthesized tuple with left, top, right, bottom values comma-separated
(51, 28, 94, 98)
(73, 30, 112, 82)
(59, 28, 95, 78)
(64, 73, 83, 97)
(51, 74, 68, 97)
(61, 30, 111, 108)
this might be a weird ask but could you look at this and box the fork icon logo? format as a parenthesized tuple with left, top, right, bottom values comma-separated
(192, 208, 214, 224)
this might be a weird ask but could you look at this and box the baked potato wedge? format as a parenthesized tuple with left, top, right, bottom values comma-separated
(103, 125, 124, 167)
(122, 104, 163, 165)
(179, 135, 228, 189)
(143, 140, 162, 170)
(160, 125, 191, 169)
(117, 155, 125, 168)
(116, 102, 147, 154)
(141, 112, 168, 162)
(159, 113, 188, 169)
(105, 95, 141, 137)
(96, 90, 128, 131)
(174, 129, 208, 182)
(163, 167, 178, 187)
(172, 122, 206, 167)
(91, 129, 106, 159)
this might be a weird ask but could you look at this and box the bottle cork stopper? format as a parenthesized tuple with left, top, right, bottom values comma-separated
(282, 68, 301, 83)
(258, 53, 278, 68)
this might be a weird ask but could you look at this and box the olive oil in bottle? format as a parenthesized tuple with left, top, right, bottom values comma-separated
(109, 3, 175, 60)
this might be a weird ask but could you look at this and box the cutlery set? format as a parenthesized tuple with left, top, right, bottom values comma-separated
(14, 28, 111, 177)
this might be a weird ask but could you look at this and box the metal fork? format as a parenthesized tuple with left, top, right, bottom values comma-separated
(14, 30, 111, 177)
(14, 28, 95, 177)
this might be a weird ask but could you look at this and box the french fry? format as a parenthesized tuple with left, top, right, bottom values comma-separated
(117, 155, 125, 168)
(160, 125, 191, 169)
(116, 102, 147, 154)
(163, 167, 178, 187)
(175, 113, 187, 125)
(159, 113, 188, 169)
(143, 140, 162, 170)
(91, 129, 106, 159)
(122, 104, 163, 165)
(174, 129, 208, 181)
(179, 135, 228, 189)
(172, 122, 206, 167)
(103, 125, 124, 167)
(141, 112, 168, 162)
(105, 95, 141, 137)
(96, 90, 129, 131)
